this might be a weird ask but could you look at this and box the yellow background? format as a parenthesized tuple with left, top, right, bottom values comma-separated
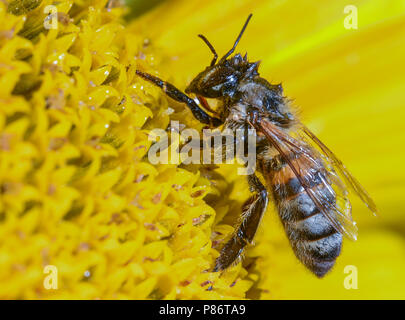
(1, 0, 404, 300)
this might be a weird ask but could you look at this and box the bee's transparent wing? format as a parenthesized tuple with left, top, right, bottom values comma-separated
(256, 118, 375, 241)
(302, 125, 378, 215)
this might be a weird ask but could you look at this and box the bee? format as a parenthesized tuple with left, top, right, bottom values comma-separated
(136, 14, 377, 277)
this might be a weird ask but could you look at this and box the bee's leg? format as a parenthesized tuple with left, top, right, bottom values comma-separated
(136, 70, 222, 128)
(213, 174, 268, 271)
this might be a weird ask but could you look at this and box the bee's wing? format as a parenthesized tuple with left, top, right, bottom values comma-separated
(302, 125, 378, 215)
(255, 118, 373, 241)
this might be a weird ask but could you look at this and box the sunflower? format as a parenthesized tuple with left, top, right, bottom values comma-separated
(0, 0, 404, 299)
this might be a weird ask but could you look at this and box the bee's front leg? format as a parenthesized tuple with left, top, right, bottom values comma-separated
(213, 174, 268, 271)
(136, 70, 222, 128)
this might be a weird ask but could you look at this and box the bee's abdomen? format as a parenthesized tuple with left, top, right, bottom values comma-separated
(269, 160, 342, 278)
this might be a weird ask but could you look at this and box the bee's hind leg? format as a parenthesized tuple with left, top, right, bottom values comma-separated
(213, 174, 268, 272)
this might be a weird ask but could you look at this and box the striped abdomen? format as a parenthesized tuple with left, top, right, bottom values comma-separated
(266, 153, 342, 278)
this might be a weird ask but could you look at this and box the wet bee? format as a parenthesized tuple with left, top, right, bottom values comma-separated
(136, 14, 377, 277)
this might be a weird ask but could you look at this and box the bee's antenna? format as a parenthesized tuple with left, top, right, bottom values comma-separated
(220, 13, 253, 62)
(198, 34, 218, 66)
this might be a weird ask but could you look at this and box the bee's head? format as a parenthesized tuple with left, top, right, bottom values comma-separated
(185, 54, 259, 98)
(185, 14, 257, 99)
